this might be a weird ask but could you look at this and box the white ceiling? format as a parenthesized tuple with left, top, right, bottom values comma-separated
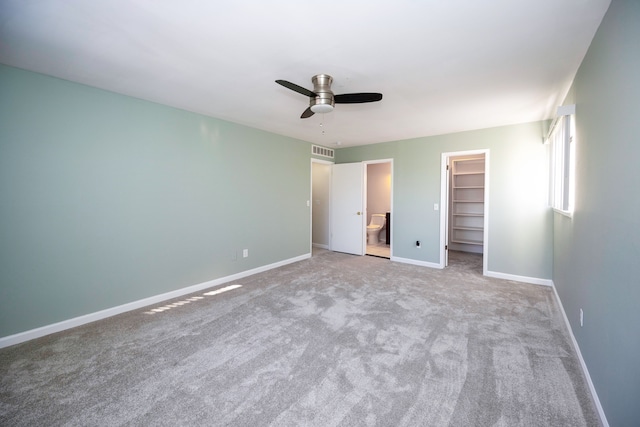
(0, 0, 611, 148)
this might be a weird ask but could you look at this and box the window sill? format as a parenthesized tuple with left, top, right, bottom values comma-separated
(553, 208, 573, 218)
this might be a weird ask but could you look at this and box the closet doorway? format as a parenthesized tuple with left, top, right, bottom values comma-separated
(440, 150, 489, 274)
(311, 159, 332, 253)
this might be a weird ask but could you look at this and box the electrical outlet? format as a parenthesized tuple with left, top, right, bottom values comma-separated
(243, 249, 249, 258)
(580, 309, 584, 327)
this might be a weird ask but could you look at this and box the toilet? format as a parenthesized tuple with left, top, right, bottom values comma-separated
(367, 214, 386, 244)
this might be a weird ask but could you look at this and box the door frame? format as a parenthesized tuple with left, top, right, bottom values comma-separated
(311, 158, 394, 257)
(310, 158, 334, 254)
(439, 149, 489, 274)
(364, 159, 394, 258)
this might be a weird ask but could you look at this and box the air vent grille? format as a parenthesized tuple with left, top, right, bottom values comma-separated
(312, 145, 334, 158)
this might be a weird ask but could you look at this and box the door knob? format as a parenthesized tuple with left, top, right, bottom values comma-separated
(357, 212, 362, 215)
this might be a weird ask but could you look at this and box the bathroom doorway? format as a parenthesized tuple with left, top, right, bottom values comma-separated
(311, 159, 393, 258)
(365, 160, 392, 259)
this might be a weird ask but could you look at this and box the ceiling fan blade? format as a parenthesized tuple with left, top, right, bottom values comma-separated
(276, 80, 317, 98)
(301, 107, 315, 119)
(334, 92, 383, 104)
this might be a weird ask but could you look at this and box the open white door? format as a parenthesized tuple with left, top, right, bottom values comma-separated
(331, 162, 365, 255)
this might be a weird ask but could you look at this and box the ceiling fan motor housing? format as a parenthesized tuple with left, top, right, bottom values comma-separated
(310, 74, 335, 113)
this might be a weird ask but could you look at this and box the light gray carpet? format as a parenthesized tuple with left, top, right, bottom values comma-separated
(0, 250, 601, 426)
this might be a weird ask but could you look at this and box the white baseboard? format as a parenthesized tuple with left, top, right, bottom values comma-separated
(312, 243, 330, 250)
(550, 282, 609, 427)
(485, 270, 553, 287)
(391, 256, 444, 269)
(390, 257, 554, 289)
(0, 253, 311, 349)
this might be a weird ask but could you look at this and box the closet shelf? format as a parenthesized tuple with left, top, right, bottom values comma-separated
(452, 238, 484, 245)
(452, 226, 484, 231)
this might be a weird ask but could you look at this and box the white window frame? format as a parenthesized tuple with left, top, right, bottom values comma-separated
(547, 105, 576, 217)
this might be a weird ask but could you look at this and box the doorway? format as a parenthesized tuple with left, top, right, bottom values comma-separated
(440, 150, 489, 274)
(311, 159, 332, 253)
(311, 159, 393, 258)
(365, 161, 392, 259)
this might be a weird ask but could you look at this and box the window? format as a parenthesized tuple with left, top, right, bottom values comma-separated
(547, 106, 575, 216)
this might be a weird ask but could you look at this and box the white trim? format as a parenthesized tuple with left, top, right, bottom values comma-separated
(545, 104, 577, 141)
(390, 256, 552, 286)
(312, 243, 330, 250)
(0, 253, 311, 349)
(550, 282, 610, 427)
(553, 207, 573, 218)
(391, 255, 554, 287)
(483, 152, 490, 275)
(484, 270, 553, 287)
(363, 159, 394, 165)
(557, 104, 576, 117)
(440, 153, 449, 268)
(391, 256, 443, 269)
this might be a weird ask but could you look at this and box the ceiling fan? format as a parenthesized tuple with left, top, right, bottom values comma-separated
(275, 74, 383, 119)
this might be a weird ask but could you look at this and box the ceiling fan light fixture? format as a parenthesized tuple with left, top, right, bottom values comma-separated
(310, 103, 334, 114)
(276, 74, 382, 119)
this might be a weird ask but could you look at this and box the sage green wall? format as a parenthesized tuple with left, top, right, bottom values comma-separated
(337, 121, 552, 279)
(0, 65, 311, 337)
(553, 0, 640, 425)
